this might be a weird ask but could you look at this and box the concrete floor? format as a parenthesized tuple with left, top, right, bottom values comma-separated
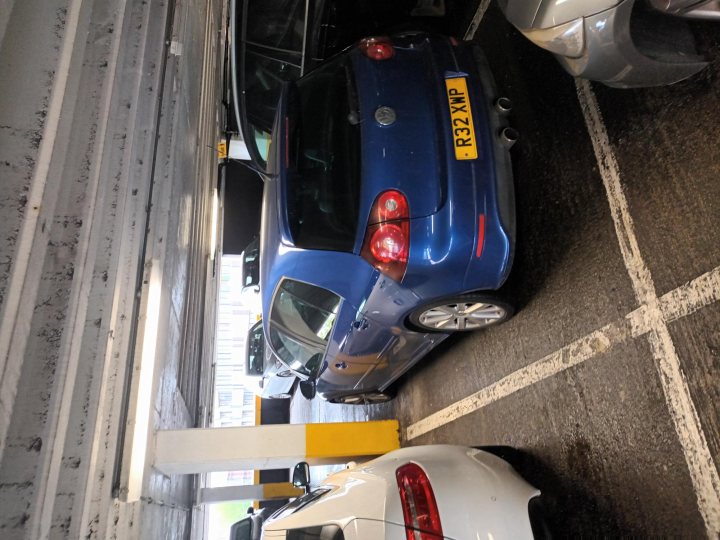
(291, 3, 720, 537)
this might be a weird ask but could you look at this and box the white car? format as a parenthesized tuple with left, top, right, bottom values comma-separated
(234, 445, 546, 539)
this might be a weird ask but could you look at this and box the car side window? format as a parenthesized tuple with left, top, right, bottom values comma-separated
(287, 525, 344, 540)
(268, 279, 340, 376)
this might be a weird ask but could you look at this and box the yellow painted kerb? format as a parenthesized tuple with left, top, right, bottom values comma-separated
(254, 395, 262, 426)
(305, 420, 400, 459)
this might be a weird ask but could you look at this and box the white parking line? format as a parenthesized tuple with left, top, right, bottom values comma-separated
(576, 79, 720, 537)
(406, 263, 720, 442)
(406, 322, 624, 440)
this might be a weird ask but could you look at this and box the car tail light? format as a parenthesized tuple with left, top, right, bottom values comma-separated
(396, 463, 443, 540)
(359, 37, 395, 60)
(361, 190, 409, 282)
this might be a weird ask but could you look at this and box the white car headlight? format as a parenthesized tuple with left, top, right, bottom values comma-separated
(521, 17, 585, 58)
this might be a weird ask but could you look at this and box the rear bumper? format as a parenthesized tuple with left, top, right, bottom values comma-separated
(401, 37, 516, 298)
(371, 445, 540, 540)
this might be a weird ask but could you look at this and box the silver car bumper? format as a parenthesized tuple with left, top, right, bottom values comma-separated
(555, 0, 707, 88)
(504, 0, 709, 88)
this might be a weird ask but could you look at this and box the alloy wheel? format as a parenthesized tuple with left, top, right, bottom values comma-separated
(418, 301, 507, 331)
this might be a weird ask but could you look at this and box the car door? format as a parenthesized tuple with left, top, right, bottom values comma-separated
(342, 273, 447, 392)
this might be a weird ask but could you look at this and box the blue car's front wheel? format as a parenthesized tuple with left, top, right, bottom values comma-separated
(408, 294, 514, 333)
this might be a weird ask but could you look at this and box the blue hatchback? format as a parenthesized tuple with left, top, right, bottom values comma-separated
(260, 34, 517, 404)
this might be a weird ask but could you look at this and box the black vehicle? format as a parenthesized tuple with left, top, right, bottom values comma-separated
(229, 508, 265, 540)
(245, 318, 267, 377)
(229, 0, 444, 168)
(247, 319, 296, 399)
(241, 236, 260, 289)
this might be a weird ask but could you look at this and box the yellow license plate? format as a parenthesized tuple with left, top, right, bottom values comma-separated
(445, 77, 477, 160)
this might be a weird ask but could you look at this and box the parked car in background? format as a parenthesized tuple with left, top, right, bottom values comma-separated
(242, 236, 260, 289)
(230, 508, 265, 540)
(229, 0, 446, 167)
(260, 33, 518, 404)
(258, 445, 546, 539)
(497, 0, 718, 87)
(247, 319, 297, 400)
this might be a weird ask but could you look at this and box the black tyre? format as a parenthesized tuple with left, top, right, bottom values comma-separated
(408, 293, 514, 332)
(329, 391, 394, 405)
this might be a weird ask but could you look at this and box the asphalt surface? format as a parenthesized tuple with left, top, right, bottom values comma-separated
(290, 2, 720, 537)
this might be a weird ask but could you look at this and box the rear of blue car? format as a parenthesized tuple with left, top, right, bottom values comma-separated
(349, 34, 516, 302)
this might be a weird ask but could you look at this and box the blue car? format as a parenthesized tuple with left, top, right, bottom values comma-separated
(260, 33, 518, 404)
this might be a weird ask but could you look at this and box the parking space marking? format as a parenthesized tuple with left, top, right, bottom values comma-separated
(447, 10, 720, 533)
(406, 321, 627, 440)
(407, 264, 720, 441)
(576, 79, 720, 536)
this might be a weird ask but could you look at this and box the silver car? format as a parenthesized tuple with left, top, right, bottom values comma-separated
(498, 0, 719, 87)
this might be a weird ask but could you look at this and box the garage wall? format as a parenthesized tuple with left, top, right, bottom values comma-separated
(0, 0, 223, 538)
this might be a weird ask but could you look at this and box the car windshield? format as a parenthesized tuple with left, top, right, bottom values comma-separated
(268, 280, 340, 378)
(285, 55, 361, 252)
(243, 49, 301, 165)
(231, 519, 250, 539)
(234, 0, 306, 168)
(242, 236, 260, 287)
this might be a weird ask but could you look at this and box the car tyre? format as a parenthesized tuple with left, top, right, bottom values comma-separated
(329, 391, 393, 405)
(408, 293, 514, 332)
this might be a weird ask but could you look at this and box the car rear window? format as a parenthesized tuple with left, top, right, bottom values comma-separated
(243, 49, 301, 164)
(285, 55, 361, 252)
(268, 280, 340, 378)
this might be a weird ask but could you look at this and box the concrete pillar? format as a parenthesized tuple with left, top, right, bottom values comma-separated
(154, 420, 400, 475)
(198, 483, 303, 504)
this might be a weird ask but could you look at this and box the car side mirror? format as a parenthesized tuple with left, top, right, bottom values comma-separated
(292, 462, 311, 492)
(299, 379, 316, 400)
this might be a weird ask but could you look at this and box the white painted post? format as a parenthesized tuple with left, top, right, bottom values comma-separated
(153, 421, 400, 476)
(198, 483, 303, 504)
